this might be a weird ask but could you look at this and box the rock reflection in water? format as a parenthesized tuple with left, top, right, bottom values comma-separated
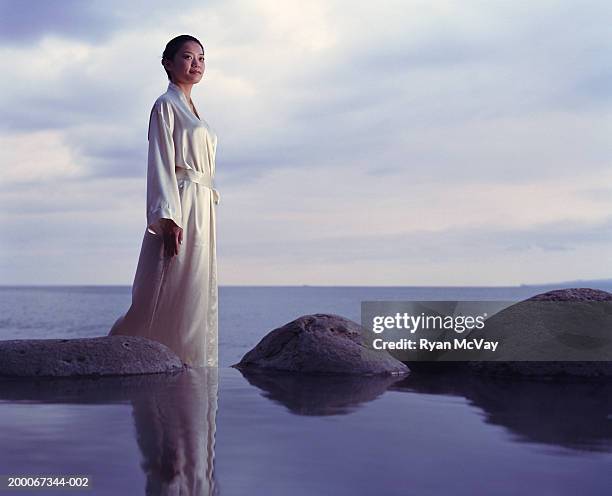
(236, 369, 405, 415)
(0, 367, 220, 496)
(392, 373, 612, 453)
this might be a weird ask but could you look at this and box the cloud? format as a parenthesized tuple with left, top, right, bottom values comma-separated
(0, 0, 221, 44)
(219, 216, 612, 264)
(0, 0, 120, 44)
(1, 0, 611, 284)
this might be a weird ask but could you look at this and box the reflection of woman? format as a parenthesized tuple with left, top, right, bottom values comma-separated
(109, 34, 220, 367)
(131, 367, 220, 495)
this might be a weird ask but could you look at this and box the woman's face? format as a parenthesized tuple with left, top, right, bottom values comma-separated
(165, 41, 205, 85)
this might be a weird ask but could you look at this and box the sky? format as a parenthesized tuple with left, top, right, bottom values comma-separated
(0, 0, 611, 286)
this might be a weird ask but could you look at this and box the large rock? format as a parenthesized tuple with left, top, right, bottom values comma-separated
(0, 336, 186, 377)
(232, 313, 409, 376)
(467, 288, 612, 379)
(527, 287, 612, 301)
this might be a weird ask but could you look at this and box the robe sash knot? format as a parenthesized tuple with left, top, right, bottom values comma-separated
(175, 167, 220, 205)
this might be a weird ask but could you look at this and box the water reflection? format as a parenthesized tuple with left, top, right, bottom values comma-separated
(131, 367, 219, 495)
(0, 367, 220, 495)
(392, 372, 612, 453)
(236, 369, 405, 415)
(235, 368, 612, 453)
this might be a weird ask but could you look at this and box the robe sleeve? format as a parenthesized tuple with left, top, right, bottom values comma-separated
(212, 135, 220, 205)
(146, 100, 182, 236)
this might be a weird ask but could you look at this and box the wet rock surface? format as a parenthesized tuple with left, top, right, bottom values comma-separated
(233, 313, 409, 376)
(0, 336, 186, 377)
(467, 288, 612, 379)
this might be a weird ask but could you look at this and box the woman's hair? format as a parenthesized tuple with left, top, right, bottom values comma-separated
(161, 35, 204, 82)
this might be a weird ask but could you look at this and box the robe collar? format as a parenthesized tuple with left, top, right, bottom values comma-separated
(167, 80, 188, 103)
(167, 80, 201, 121)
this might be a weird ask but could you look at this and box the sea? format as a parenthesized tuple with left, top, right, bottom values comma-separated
(0, 284, 611, 495)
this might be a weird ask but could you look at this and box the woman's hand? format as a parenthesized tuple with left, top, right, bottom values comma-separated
(159, 218, 183, 258)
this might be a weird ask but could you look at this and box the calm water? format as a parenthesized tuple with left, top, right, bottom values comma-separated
(0, 285, 611, 495)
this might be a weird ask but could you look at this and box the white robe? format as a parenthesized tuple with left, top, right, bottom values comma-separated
(109, 81, 219, 368)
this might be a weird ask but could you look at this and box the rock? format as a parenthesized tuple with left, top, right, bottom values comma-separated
(0, 336, 186, 377)
(232, 313, 410, 376)
(526, 287, 612, 302)
(467, 288, 612, 379)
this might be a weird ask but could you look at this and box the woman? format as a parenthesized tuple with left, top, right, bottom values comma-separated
(109, 34, 220, 368)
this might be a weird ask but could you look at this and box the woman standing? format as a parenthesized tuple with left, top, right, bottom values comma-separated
(109, 34, 220, 368)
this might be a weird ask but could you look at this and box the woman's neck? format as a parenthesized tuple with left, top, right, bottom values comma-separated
(172, 80, 193, 100)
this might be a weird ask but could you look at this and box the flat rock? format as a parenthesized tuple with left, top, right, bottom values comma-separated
(0, 336, 186, 377)
(232, 313, 409, 376)
(467, 287, 612, 379)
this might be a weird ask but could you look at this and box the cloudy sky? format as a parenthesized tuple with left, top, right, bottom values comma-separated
(0, 0, 611, 286)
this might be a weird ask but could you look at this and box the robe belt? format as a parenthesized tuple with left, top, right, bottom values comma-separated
(175, 167, 220, 205)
